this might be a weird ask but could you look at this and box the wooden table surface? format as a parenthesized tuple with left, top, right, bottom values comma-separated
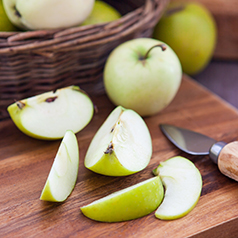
(1, 75, 238, 238)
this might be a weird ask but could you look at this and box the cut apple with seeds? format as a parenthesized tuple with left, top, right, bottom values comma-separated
(153, 156, 202, 220)
(80, 176, 164, 222)
(7, 85, 94, 140)
(40, 130, 79, 202)
(84, 105, 152, 176)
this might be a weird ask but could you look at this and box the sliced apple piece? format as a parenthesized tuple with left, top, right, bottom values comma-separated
(81, 176, 164, 222)
(84, 106, 152, 176)
(40, 130, 79, 202)
(7, 85, 94, 140)
(153, 156, 202, 220)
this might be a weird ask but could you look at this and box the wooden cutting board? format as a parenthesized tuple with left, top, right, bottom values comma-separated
(1, 75, 238, 238)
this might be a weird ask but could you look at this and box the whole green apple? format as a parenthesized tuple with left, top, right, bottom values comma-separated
(0, 0, 17, 31)
(81, 0, 121, 26)
(153, 1, 217, 75)
(103, 38, 182, 117)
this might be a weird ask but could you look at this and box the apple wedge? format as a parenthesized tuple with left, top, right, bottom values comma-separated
(84, 106, 152, 176)
(40, 130, 79, 202)
(7, 85, 94, 140)
(153, 156, 202, 220)
(80, 176, 164, 222)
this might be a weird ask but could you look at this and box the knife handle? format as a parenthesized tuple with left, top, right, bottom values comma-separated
(217, 141, 238, 182)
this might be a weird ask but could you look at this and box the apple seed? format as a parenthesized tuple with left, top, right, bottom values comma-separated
(16, 101, 25, 109)
(45, 96, 57, 103)
(104, 141, 114, 154)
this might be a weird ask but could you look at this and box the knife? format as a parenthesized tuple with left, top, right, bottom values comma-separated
(160, 124, 238, 182)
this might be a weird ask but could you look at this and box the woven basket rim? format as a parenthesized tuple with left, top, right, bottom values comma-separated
(0, 0, 168, 54)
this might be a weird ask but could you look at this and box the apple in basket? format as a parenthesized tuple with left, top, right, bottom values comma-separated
(3, 0, 95, 30)
(81, 0, 121, 26)
(103, 38, 182, 117)
(0, 0, 18, 31)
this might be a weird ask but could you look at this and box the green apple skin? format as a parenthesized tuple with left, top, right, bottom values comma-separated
(84, 105, 152, 176)
(153, 2, 217, 75)
(40, 130, 79, 202)
(81, 0, 121, 26)
(153, 156, 202, 220)
(103, 38, 182, 117)
(3, 0, 95, 30)
(0, 0, 18, 31)
(81, 176, 164, 222)
(7, 85, 94, 140)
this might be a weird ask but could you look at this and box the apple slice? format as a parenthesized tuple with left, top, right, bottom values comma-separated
(84, 106, 152, 176)
(153, 156, 202, 220)
(40, 130, 79, 202)
(7, 85, 94, 140)
(81, 176, 164, 222)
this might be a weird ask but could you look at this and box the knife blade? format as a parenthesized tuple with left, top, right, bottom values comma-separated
(160, 124, 238, 182)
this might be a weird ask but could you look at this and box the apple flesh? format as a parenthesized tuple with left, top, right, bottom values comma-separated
(84, 105, 152, 176)
(3, 0, 95, 30)
(153, 156, 202, 220)
(153, 1, 217, 75)
(7, 85, 94, 140)
(81, 0, 121, 26)
(40, 130, 79, 202)
(81, 176, 164, 222)
(103, 38, 182, 117)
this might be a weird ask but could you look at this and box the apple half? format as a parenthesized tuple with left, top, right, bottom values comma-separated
(153, 156, 202, 220)
(84, 106, 152, 176)
(40, 130, 79, 202)
(7, 85, 94, 140)
(81, 176, 164, 222)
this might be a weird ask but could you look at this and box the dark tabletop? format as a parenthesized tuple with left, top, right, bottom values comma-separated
(194, 60, 238, 109)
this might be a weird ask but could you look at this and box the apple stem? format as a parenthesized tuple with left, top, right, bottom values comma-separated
(143, 44, 167, 60)
(165, 5, 185, 16)
(16, 101, 25, 109)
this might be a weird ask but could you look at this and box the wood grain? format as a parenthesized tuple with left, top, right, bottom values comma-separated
(172, 0, 238, 60)
(1, 75, 238, 237)
(218, 141, 238, 181)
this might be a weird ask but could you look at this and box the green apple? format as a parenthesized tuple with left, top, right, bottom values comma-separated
(40, 130, 79, 202)
(153, 156, 202, 220)
(103, 38, 182, 117)
(7, 85, 94, 140)
(0, 0, 18, 31)
(81, 176, 164, 222)
(84, 105, 152, 176)
(3, 0, 95, 30)
(153, 1, 217, 75)
(81, 0, 121, 26)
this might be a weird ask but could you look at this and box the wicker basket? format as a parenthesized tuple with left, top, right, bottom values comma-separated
(0, 0, 168, 119)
